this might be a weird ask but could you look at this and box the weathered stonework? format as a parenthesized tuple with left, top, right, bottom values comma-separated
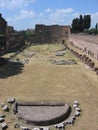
(0, 14, 25, 54)
(0, 13, 7, 54)
(31, 24, 70, 43)
(14, 102, 71, 126)
(6, 25, 25, 52)
(1, 13, 70, 54)
(68, 37, 98, 60)
(0, 14, 7, 35)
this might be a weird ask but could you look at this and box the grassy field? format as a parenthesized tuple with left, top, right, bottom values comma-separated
(0, 43, 98, 130)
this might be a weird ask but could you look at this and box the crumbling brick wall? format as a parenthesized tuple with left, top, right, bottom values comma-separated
(0, 14, 7, 54)
(32, 24, 70, 43)
(0, 13, 7, 35)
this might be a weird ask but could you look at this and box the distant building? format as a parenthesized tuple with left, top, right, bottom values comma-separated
(31, 24, 70, 43)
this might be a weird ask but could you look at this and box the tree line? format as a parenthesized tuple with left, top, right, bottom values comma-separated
(71, 15, 91, 33)
(86, 23, 98, 34)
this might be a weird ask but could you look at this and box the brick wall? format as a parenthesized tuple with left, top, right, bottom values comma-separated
(32, 24, 70, 43)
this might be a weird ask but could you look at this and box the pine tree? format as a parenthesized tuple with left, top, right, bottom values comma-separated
(84, 15, 91, 30)
(95, 23, 98, 29)
(71, 14, 91, 33)
(71, 18, 80, 33)
(79, 15, 84, 32)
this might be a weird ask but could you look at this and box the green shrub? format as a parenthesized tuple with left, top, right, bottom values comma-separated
(87, 28, 98, 34)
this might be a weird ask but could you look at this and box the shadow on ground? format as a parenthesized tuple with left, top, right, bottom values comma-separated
(0, 61, 24, 79)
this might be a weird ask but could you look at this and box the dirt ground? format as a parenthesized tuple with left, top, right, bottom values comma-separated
(69, 34, 98, 44)
(0, 43, 98, 130)
(68, 34, 98, 63)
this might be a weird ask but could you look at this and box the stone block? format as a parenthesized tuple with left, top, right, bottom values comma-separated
(21, 126, 30, 130)
(3, 105, 9, 111)
(74, 111, 80, 116)
(0, 117, 4, 122)
(73, 100, 79, 105)
(73, 104, 78, 108)
(54, 123, 64, 128)
(0, 115, 5, 118)
(75, 107, 81, 111)
(40, 127, 49, 130)
(7, 97, 15, 103)
(1, 123, 8, 129)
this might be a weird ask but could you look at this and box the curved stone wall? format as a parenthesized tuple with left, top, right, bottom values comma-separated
(14, 102, 71, 126)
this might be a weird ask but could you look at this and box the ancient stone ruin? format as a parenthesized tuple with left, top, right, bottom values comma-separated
(0, 97, 81, 130)
(13, 102, 71, 126)
(68, 40, 98, 60)
(52, 60, 77, 65)
(30, 24, 70, 44)
(66, 44, 98, 75)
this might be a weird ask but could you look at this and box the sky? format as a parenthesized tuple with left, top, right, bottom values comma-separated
(0, 0, 98, 31)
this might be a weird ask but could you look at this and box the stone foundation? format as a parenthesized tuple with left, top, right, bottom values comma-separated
(14, 102, 71, 126)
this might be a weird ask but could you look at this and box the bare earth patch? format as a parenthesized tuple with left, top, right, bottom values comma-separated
(69, 34, 98, 44)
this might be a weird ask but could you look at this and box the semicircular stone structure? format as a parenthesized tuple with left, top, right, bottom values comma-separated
(14, 102, 71, 126)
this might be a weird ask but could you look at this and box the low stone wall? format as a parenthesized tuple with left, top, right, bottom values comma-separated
(65, 43, 98, 75)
